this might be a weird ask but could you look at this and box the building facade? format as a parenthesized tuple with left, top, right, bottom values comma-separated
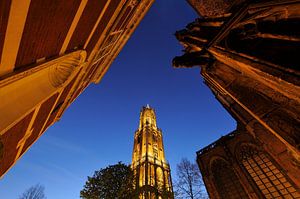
(173, 0, 300, 198)
(197, 128, 300, 199)
(132, 105, 174, 199)
(0, 0, 154, 177)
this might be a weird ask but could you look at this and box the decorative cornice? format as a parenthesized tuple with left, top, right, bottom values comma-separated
(0, 50, 86, 88)
(48, 51, 86, 88)
(93, 0, 155, 83)
(0, 50, 87, 135)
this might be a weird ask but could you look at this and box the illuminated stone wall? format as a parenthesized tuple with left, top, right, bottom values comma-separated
(197, 130, 300, 199)
(132, 106, 174, 199)
(174, 0, 300, 197)
(0, 0, 155, 178)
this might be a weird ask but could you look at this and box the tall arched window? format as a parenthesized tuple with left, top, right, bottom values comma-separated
(211, 158, 248, 199)
(156, 167, 164, 189)
(238, 145, 300, 198)
(139, 165, 145, 187)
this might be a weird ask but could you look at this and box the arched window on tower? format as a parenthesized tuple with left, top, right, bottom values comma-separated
(164, 171, 169, 190)
(156, 167, 164, 190)
(238, 144, 300, 198)
(153, 135, 157, 143)
(150, 165, 155, 186)
(153, 142, 158, 159)
(137, 134, 141, 144)
(139, 165, 145, 187)
(210, 158, 248, 199)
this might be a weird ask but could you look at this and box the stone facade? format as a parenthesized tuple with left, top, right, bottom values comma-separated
(132, 106, 174, 199)
(197, 129, 300, 199)
(0, 0, 155, 178)
(174, 0, 300, 198)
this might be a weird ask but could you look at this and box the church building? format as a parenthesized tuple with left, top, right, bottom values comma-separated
(132, 105, 174, 199)
(174, 0, 300, 198)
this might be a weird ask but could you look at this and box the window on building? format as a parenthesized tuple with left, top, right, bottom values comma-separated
(153, 135, 157, 143)
(211, 158, 249, 199)
(137, 135, 141, 144)
(239, 145, 300, 199)
(51, 101, 64, 114)
(153, 148, 158, 158)
(156, 167, 164, 189)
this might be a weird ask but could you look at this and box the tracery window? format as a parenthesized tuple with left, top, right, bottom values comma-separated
(239, 145, 300, 198)
(211, 158, 248, 199)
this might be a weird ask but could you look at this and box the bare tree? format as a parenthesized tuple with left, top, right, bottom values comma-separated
(174, 158, 208, 199)
(18, 184, 46, 199)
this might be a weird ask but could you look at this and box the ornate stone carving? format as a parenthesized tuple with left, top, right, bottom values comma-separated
(129, 0, 140, 8)
(0, 50, 86, 134)
(187, 0, 236, 17)
(0, 50, 86, 88)
(48, 52, 85, 88)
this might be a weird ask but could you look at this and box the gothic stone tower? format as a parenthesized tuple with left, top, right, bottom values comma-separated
(132, 105, 174, 199)
(173, 0, 300, 198)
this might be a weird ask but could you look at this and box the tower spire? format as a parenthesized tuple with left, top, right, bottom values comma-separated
(132, 106, 174, 198)
(138, 105, 157, 130)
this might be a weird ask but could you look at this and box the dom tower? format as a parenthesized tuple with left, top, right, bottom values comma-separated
(132, 105, 174, 199)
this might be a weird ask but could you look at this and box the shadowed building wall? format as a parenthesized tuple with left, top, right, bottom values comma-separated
(197, 129, 300, 199)
(132, 105, 174, 199)
(173, 0, 300, 198)
(0, 0, 154, 178)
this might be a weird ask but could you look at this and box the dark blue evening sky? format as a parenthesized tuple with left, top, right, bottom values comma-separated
(0, 1, 235, 198)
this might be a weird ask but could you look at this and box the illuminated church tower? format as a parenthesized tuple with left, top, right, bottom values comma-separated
(132, 105, 174, 199)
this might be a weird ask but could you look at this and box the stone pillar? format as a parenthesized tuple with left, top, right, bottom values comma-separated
(0, 50, 86, 134)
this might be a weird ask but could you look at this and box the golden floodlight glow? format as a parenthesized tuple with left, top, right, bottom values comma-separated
(131, 105, 174, 199)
